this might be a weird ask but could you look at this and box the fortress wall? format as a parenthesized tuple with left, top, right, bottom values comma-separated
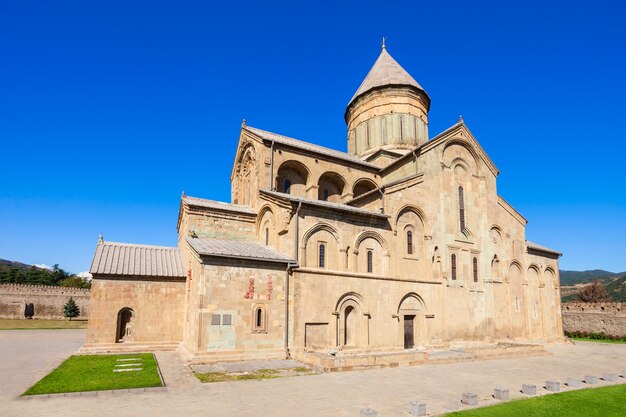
(562, 302, 626, 336)
(0, 283, 90, 319)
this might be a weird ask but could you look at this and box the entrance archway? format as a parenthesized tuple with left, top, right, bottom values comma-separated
(397, 293, 425, 349)
(116, 308, 134, 343)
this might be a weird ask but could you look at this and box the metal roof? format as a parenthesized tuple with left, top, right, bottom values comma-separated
(260, 189, 389, 219)
(90, 241, 185, 278)
(526, 240, 562, 256)
(244, 126, 380, 170)
(186, 237, 294, 264)
(183, 195, 256, 215)
(348, 47, 428, 106)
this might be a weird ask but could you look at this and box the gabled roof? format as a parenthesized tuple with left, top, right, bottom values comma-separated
(260, 189, 389, 219)
(348, 46, 428, 106)
(526, 240, 562, 257)
(186, 237, 294, 264)
(182, 195, 256, 215)
(243, 125, 380, 170)
(90, 241, 185, 278)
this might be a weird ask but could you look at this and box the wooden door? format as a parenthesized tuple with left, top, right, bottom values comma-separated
(404, 315, 415, 349)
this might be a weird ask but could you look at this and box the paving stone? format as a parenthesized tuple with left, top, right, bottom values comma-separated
(117, 358, 143, 362)
(461, 392, 477, 406)
(494, 388, 508, 400)
(584, 375, 598, 384)
(115, 363, 143, 367)
(602, 373, 618, 382)
(566, 378, 581, 388)
(546, 381, 560, 392)
(409, 400, 426, 416)
(522, 384, 536, 396)
(359, 408, 377, 417)
(113, 368, 143, 372)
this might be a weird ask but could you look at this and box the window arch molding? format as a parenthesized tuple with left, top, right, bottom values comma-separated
(252, 304, 267, 333)
(301, 222, 341, 268)
(393, 205, 429, 235)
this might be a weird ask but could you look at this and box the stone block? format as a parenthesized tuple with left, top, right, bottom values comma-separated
(622, 370, 626, 378)
(494, 388, 509, 400)
(409, 400, 426, 416)
(546, 381, 560, 392)
(522, 384, 536, 396)
(584, 375, 598, 384)
(602, 373, 617, 382)
(461, 392, 478, 406)
(566, 378, 581, 388)
(360, 408, 377, 417)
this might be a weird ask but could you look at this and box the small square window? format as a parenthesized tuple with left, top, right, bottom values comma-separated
(211, 314, 221, 325)
(222, 314, 232, 325)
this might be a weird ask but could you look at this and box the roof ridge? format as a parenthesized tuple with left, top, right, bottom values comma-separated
(101, 241, 180, 251)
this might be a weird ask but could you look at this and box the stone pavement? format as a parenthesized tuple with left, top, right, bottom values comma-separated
(1, 331, 625, 417)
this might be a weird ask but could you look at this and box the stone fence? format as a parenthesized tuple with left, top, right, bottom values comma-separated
(0, 283, 90, 320)
(562, 302, 626, 337)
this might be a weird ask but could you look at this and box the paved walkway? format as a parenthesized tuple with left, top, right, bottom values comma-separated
(1, 331, 625, 416)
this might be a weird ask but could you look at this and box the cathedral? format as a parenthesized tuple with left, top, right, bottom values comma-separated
(84, 44, 564, 366)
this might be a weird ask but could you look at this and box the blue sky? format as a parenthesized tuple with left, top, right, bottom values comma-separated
(1, 1, 625, 274)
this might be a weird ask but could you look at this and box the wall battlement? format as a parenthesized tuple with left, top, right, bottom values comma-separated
(562, 302, 626, 337)
(0, 283, 90, 319)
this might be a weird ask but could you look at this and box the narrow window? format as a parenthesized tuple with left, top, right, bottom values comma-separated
(400, 116, 404, 142)
(265, 227, 269, 246)
(407, 231, 413, 255)
(253, 306, 267, 332)
(284, 179, 291, 194)
(458, 186, 465, 232)
(319, 244, 326, 268)
(367, 250, 373, 273)
(381, 118, 386, 144)
(366, 122, 370, 147)
(473, 257, 478, 282)
(451, 254, 457, 280)
(256, 308, 263, 328)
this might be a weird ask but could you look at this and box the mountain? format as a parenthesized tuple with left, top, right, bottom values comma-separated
(559, 269, 616, 286)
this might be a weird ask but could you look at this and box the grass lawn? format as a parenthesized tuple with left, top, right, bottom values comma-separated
(572, 337, 626, 344)
(444, 384, 626, 417)
(0, 318, 87, 330)
(195, 366, 315, 383)
(23, 353, 162, 395)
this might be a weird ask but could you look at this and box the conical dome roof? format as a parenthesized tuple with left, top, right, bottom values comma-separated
(348, 46, 428, 106)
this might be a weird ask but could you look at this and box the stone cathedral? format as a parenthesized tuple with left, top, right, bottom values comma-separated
(84, 45, 564, 366)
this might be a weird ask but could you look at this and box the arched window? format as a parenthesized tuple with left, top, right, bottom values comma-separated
(367, 250, 373, 273)
(451, 254, 457, 280)
(458, 186, 465, 232)
(407, 230, 413, 255)
(319, 243, 326, 268)
(253, 305, 267, 332)
(284, 179, 291, 194)
(473, 257, 478, 282)
(265, 227, 269, 246)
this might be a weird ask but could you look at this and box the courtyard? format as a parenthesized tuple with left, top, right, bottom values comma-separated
(1, 329, 625, 417)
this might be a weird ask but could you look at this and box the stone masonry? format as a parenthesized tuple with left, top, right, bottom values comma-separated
(562, 302, 626, 337)
(0, 283, 90, 320)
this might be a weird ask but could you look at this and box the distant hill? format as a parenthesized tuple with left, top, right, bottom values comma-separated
(0, 258, 90, 288)
(560, 269, 626, 302)
(559, 269, 616, 286)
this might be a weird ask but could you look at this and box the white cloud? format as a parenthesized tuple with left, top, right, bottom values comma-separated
(77, 271, 92, 281)
(34, 264, 52, 270)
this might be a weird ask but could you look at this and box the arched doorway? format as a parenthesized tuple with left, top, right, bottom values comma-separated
(116, 308, 134, 343)
(344, 306, 356, 346)
(24, 303, 34, 319)
(398, 294, 425, 349)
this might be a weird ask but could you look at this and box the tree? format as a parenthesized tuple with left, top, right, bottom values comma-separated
(63, 297, 80, 320)
(576, 280, 609, 302)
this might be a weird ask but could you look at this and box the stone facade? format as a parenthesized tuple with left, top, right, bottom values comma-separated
(84, 45, 564, 363)
(562, 302, 626, 337)
(0, 283, 90, 320)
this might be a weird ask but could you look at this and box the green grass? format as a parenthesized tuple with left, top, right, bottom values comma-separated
(573, 337, 626, 344)
(0, 318, 87, 330)
(22, 353, 162, 395)
(195, 367, 313, 383)
(444, 384, 626, 417)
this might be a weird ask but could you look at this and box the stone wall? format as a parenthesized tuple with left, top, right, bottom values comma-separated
(562, 302, 626, 337)
(0, 283, 90, 320)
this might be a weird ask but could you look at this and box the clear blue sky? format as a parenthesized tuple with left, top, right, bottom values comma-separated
(1, 1, 625, 274)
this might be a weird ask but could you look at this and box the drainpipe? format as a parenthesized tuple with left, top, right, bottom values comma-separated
(269, 140, 275, 190)
(284, 201, 302, 358)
